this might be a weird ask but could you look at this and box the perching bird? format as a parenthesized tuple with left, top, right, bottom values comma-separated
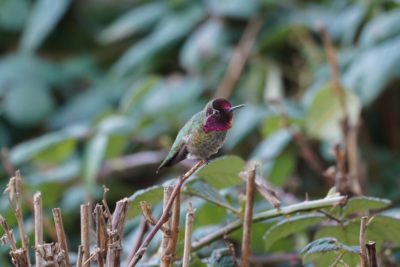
(157, 98, 245, 172)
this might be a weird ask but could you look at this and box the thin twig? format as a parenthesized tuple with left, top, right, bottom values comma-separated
(360, 216, 368, 267)
(140, 201, 170, 233)
(93, 205, 107, 267)
(52, 208, 71, 267)
(76, 245, 84, 267)
(241, 166, 256, 267)
(366, 241, 378, 267)
(125, 219, 148, 265)
(80, 203, 91, 267)
(0, 215, 17, 251)
(127, 160, 205, 267)
(106, 198, 130, 267)
(214, 16, 264, 99)
(34, 192, 44, 267)
(192, 195, 346, 250)
(160, 187, 173, 267)
(182, 202, 195, 267)
(163, 189, 181, 265)
(14, 171, 31, 266)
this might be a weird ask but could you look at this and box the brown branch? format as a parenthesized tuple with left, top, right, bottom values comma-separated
(360, 216, 368, 267)
(0, 215, 17, 252)
(140, 201, 170, 233)
(125, 219, 148, 265)
(127, 160, 205, 267)
(106, 198, 130, 267)
(366, 241, 377, 267)
(76, 245, 84, 267)
(93, 205, 107, 267)
(80, 203, 91, 267)
(182, 202, 195, 267)
(241, 165, 256, 267)
(13, 171, 31, 266)
(34, 192, 44, 267)
(214, 16, 264, 99)
(163, 189, 181, 266)
(160, 187, 173, 267)
(52, 208, 71, 267)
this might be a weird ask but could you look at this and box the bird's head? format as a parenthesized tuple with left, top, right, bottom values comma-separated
(203, 98, 245, 133)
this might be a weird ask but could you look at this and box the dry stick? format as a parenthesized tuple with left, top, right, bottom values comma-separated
(366, 241, 378, 267)
(214, 16, 264, 99)
(14, 171, 31, 266)
(125, 219, 148, 266)
(34, 192, 44, 267)
(76, 245, 84, 267)
(0, 215, 17, 252)
(360, 216, 368, 267)
(164, 190, 181, 266)
(52, 208, 71, 267)
(320, 27, 362, 195)
(106, 198, 130, 267)
(2, 150, 58, 241)
(192, 195, 346, 250)
(81, 203, 91, 267)
(182, 202, 195, 267)
(127, 160, 205, 267)
(241, 166, 256, 267)
(160, 187, 173, 267)
(94, 205, 107, 267)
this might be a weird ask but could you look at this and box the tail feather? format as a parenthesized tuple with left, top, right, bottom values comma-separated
(156, 145, 188, 174)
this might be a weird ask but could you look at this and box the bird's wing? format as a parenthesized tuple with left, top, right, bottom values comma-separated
(157, 112, 202, 172)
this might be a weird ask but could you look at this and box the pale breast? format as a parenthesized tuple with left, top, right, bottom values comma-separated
(186, 129, 227, 160)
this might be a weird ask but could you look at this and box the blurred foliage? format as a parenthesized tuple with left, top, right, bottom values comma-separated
(1, 0, 400, 266)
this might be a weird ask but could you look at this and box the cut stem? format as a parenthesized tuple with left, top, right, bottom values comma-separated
(81, 203, 91, 267)
(182, 202, 195, 267)
(241, 166, 256, 267)
(34, 192, 43, 267)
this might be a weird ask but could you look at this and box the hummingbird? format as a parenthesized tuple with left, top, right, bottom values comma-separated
(157, 98, 245, 172)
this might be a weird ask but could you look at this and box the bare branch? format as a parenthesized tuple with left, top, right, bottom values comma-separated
(34, 192, 44, 267)
(360, 216, 368, 267)
(127, 160, 205, 267)
(366, 241, 377, 267)
(241, 165, 256, 267)
(182, 202, 195, 267)
(80, 203, 91, 267)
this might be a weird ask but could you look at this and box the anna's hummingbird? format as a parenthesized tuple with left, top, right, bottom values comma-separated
(157, 98, 245, 172)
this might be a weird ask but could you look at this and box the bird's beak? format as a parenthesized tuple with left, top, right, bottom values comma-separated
(229, 104, 245, 112)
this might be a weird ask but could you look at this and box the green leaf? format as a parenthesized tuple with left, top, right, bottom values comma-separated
(305, 84, 361, 142)
(9, 126, 87, 165)
(0, 0, 29, 32)
(251, 129, 292, 160)
(33, 138, 76, 164)
(83, 133, 108, 195)
(343, 36, 400, 105)
(128, 185, 164, 218)
(205, 0, 260, 19)
(343, 196, 391, 216)
(359, 10, 400, 47)
(194, 155, 244, 189)
(97, 3, 166, 44)
(264, 213, 325, 250)
(300, 237, 359, 265)
(268, 148, 296, 187)
(184, 180, 239, 213)
(208, 248, 236, 267)
(112, 5, 205, 76)
(20, 0, 71, 51)
(180, 18, 227, 73)
(3, 80, 54, 127)
(367, 215, 400, 246)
